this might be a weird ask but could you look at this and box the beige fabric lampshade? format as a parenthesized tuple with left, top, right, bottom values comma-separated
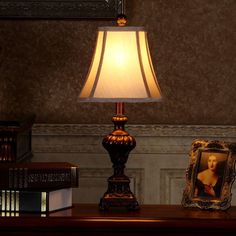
(79, 26, 162, 102)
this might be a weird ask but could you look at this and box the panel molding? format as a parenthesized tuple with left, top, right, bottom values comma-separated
(160, 168, 186, 204)
(31, 124, 236, 204)
(79, 168, 144, 203)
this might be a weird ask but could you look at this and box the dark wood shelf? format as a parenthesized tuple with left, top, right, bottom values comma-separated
(1, 204, 236, 235)
(0, 114, 35, 163)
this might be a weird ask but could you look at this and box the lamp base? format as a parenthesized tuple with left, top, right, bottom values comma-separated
(99, 106, 139, 211)
(99, 175, 139, 211)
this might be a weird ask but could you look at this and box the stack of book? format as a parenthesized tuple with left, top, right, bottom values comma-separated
(0, 162, 79, 213)
(0, 114, 79, 214)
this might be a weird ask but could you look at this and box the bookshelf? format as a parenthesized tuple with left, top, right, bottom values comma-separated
(0, 204, 236, 236)
(0, 114, 35, 163)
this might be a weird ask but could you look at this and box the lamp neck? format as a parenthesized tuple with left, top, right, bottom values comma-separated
(116, 102, 124, 116)
(112, 102, 127, 131)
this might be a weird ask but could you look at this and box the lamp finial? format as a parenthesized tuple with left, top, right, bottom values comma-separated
(117, 14, 127, 26)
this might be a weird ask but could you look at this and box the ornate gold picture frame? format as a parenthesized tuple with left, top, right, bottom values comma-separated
(182, 139, 236, 210)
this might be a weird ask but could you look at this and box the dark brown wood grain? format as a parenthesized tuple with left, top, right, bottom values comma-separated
(0, 204, 236, 235)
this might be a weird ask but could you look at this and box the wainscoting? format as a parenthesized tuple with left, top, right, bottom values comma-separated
(32, 124, 236, 205)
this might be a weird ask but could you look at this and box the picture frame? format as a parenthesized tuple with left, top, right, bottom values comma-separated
(0, 0, 124, 19)
(182, 139, 236, 210)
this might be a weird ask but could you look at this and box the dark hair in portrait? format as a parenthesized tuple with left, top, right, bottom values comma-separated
(193, 151, 228, 199)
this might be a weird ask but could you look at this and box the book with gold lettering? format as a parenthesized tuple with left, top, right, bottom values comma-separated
(0, 188, 72, 213)
(0, 162, 79, 189)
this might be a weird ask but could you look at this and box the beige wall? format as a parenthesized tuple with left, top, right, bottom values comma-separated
(0, 0, 235, 125)
(32, 123, 236, 205)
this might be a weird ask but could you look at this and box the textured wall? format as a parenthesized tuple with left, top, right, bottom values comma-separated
(0, 0, 235, 125)
(32, 123, 236, 204)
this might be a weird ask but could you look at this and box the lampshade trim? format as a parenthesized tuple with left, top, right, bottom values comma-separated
(79, 97, 162, 103)
(145, 33, 162, 96)
(98, 26, 145, 32)
(90, 31, 107, 98)
(136, 31, 151, 98)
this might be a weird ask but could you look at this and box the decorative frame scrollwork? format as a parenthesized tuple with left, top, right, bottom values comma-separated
(0, 0, 124, 19)
(182, 139, 236, 210)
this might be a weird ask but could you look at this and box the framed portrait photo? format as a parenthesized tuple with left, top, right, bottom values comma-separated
(182, 139, 236, 210)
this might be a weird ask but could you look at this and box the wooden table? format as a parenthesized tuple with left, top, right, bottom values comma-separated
(0, 204, 236, 235)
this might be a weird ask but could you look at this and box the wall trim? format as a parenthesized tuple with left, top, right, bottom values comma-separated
(33, 123, 236, 138)
(32, 124, 236, 154)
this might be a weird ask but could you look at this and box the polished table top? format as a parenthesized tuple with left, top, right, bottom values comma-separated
(0, 204, 236, 235)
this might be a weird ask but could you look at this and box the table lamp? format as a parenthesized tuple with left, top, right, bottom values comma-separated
(79, 16, 162, 210)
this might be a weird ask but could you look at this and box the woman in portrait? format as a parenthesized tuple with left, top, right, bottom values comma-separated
(194, 154, 225, 199)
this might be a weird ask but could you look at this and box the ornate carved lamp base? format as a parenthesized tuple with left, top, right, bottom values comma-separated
(99, 103, 139, 211)
(99, 175, 139, 210)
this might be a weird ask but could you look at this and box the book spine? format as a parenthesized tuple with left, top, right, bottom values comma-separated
(1, 190, 5, 211)
(0, 134, 16, 162)
(0, 190, 48, 213)
(2, 167, 79, 189)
